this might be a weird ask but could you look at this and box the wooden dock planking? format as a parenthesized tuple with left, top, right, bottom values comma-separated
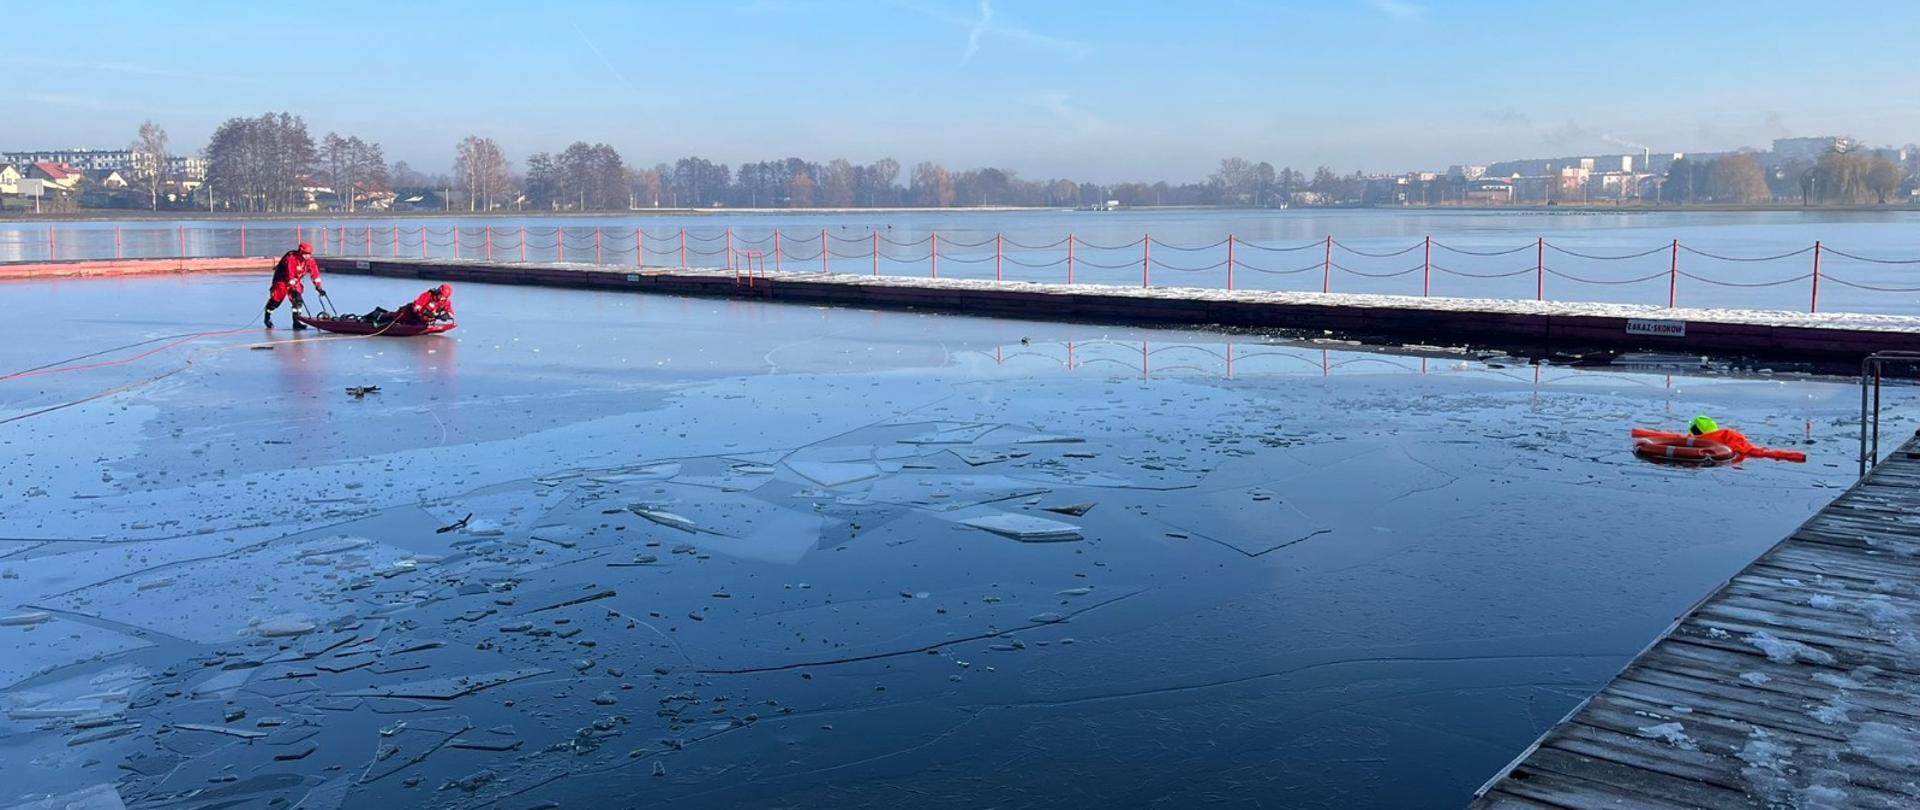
(1470, 434, 1920, 809)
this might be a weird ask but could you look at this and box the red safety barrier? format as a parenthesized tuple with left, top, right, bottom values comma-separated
(18, 224, 1916, 315)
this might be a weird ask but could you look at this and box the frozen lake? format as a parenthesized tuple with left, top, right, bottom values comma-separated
(7, 207, 1920, 313)
(1, 273, 1912, 808)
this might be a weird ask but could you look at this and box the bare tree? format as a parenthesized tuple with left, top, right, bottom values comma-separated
(454, 136, 511, 211)
(864, 158, 900, 206)
(910, 162, 953, 207)
(788, 173, 817, 208)
(131, 121, 169, 210)
(205, 112, 315, 212)
(1708, 153, 1769, 203)
(823, 158, 856, 207)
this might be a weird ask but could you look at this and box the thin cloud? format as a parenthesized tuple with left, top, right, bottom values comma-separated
(895, 0, 1092, 63)
(1542, 118, 1601, 148)
(1018, 92, 1121, 138)
(1483, 107, 1530, 127)
(5, 57, 264, 85)
(1369, 0, 1427, 21)
(964, 0, 991, 62)
(18, 93, 187, 114)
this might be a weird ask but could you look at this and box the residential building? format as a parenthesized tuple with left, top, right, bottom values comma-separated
(25, 162, 82, 190)
(1447, 164, 1488, 180)
(2, 149, 207, 181)
(1463, 178, 1512, 205)
(1771, 136, 1855, 164)
(0, 163, 20, 194)
(85, 169, 129, 189)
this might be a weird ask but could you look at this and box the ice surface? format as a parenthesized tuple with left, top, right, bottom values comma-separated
(0, 272, 1901, 810)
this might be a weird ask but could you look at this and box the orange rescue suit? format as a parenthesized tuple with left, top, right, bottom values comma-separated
(1631, 428, 1807, 463)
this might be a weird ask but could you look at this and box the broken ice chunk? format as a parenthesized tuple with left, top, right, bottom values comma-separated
(629, 505, 697, 532)
(1634, 722, 1698, 751)
(961, 514, 1083, 542)
(0, 611, 52, 626)
(254, 616, 317, 638)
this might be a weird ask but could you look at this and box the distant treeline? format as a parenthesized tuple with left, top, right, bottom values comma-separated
(42, 111, 1920, 213)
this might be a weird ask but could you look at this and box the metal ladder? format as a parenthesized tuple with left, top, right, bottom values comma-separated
(1859, 350, 1920, 476)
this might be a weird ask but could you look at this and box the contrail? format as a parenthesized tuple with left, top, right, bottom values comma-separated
(569, 20, 632, 89)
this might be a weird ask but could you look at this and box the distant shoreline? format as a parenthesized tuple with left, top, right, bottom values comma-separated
(2, 202, 1914, 222)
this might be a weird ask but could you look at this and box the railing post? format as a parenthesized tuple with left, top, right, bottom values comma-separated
(453, 226, 461, 260)
(115, 225, 122, 259)
(392, 227, 399, 257)
(931, 231, 939, 278)
(555, 227, 563, 262)
(1226, 234, 1236, 291)
(636, 227, 644, 267)
(1067, 234, 1076, 285)
(486, 226, 494, 261)
(365, 225, 373, 257)
(1811, 240, 1823, 313)
(679, 228, 687, 268)
(996, 232, 1004, 281)
(1322, 235, 1332, 293)
(1142, 233, 1151, 288)
(1859, 358, 1871, 477)
(596, 227, 603, 264)
(519, 226, 526, 262)
(774, 229, 783, 273)
(822, 228, 830, 274)
(725, 227, 733, 272)
(872, 231, 879, 277)
(1535, 237, 1544, 301)
(1422, 235, 1432, 297)
(296, 225, 302, 246)
(47, 227, 55, 260)
(239, 225, 246, 257)
(179, 225, 186, 258)
(321, 225, 329, 255)
(1668, 239, 1679, 308)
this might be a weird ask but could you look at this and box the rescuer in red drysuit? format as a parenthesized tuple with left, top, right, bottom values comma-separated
(365, 284, 454, 326)
(264, 242, 325, 330)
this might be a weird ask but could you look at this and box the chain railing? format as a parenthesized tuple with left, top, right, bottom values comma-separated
(6, 224, 1920, 315)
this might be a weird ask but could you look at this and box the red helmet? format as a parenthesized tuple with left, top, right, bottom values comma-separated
(297, 242, 313, 254)
(437, 284, 452, 298)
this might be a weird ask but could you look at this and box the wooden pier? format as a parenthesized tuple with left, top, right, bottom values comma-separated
(1470, 433, 1920, 809)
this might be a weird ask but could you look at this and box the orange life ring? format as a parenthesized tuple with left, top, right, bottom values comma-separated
(1633, 436, 1737, 465)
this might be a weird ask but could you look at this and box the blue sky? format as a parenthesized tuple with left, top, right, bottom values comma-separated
(9, 0, 1916, 181)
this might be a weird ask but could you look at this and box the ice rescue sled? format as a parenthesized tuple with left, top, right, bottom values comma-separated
(295, 314, 457, 337)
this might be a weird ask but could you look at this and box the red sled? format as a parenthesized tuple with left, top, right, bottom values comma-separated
(295, 314, 457, 337)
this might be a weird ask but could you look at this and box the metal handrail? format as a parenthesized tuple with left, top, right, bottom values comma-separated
(1860, 350, 1920, 476)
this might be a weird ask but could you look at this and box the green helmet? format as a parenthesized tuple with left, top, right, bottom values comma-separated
(1689, 415, 1719, 435)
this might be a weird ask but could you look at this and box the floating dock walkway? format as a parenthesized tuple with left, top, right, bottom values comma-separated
(1470, 433, 1920, 809)
(312, 256, 1920, 372)
(5, 256, 1918, 371)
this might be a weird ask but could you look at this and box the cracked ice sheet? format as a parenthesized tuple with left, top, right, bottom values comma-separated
(1, 274, 1906, 810)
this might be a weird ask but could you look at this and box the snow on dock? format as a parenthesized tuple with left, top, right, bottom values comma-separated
(1469, 432, 1920, 809)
